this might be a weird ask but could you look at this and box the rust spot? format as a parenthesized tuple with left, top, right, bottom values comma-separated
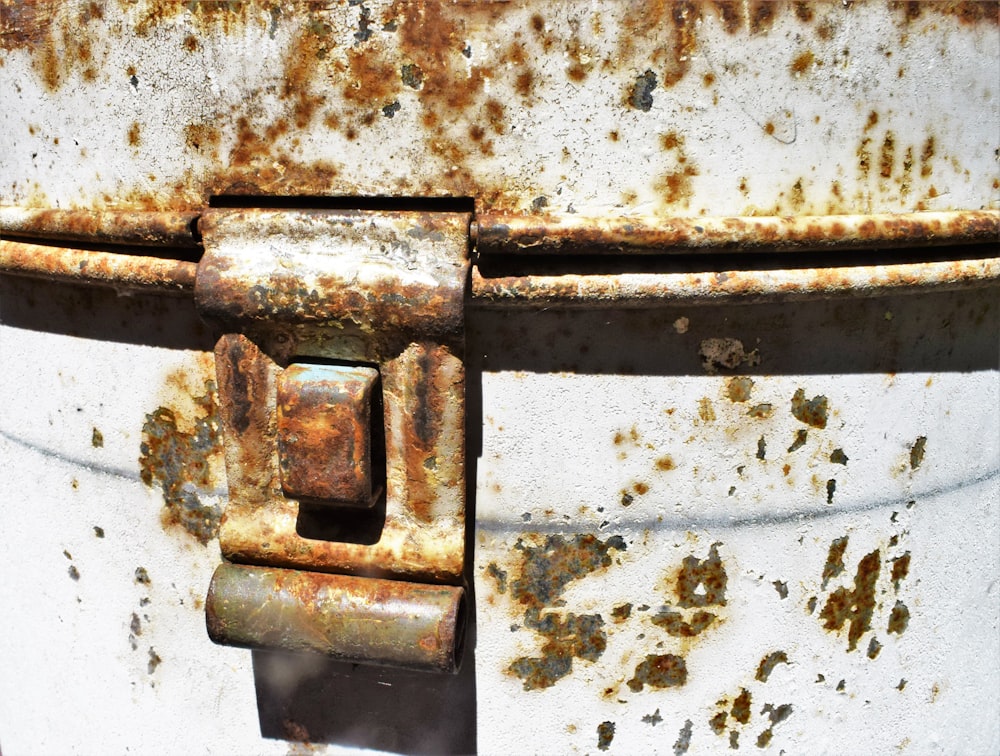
(511, 534, 626, 609)
(791, 388, 828, 429)
(91, 427, 104, 448)
(485, 562, 507, 594)
(858, 137, 872, 180)
(726, 376, 754, 402)
(709, 1, 741, 33)
(675, 543, 727, 608)
(787, 429, 808, 452)
(515, 69, 534, 98)
(793, 1, 814, 23)
(747, 403, 773, 419)
(909, 435, 927, 470)
(891, 552, 910, 590)
(697, 397, 716, 422)
(674, 719, 693, 753)
(630, 69, 657, 112)
(920, 136, 935, 178)
(867, 636, 882, 659)
(790, 49, 814, 75)
(627, 653, 687, 691)
(756, 651, 789, 682)
(756, 703, 793, 748)
(182, 34, 198, 52)
(820, 549, 880, 651)
(633, 482, 650, 495)
(509, 610, 607, 690)
(749, 1, 776, 33)
(731, 688, 752, 724)
(702, 72, 715, 87)
(656, 455, 676, 471)
(135, 566, 150, 585)
(864, 110, 879, 132)
(139, 370, 223, 546)
(709, 710, 727, 735)
(887, 600, 910, 634)
(596, 721, 615, 751)
(651, 608, 716, 637)
(127, 121, 141, 148)
(661, 131, 682, 150)
(147, 647, 162, 674)
(764, 121, 775, 136)
(830, 448, 848, 465)
(698, 338, 759, 374)
(757, 435, 767, 460)
(400, 62, 424, 89)
(821, 535, 848, 589)
(611, 603, 633, 622)
(880, 132, 896, 178)
(826, 478, 836, 504)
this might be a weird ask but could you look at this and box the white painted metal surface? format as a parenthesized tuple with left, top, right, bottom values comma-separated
(1, 1, 998, 754)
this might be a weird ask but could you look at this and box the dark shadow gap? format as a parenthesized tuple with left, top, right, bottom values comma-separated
(209, 195, 476, 213)
(0, 233, 204, 263)
(474, 243, 999, 277)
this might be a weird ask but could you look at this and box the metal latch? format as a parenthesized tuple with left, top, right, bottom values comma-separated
(194, 209, 470, 673)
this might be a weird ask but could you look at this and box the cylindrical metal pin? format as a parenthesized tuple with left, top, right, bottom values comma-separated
(206, 563, 466, 673)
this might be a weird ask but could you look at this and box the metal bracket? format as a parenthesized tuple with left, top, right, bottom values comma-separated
(194, 209, 470, 671)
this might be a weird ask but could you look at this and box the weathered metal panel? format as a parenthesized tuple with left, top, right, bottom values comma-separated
(1, 0, 998, 753)
(468, 287, 999, 753)
(2, 1, 997, 220)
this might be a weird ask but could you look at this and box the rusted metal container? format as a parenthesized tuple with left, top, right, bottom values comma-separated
(1, 2, 997, 754)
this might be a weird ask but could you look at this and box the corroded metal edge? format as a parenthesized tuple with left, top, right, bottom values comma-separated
(195, 209, 470, 345)
(470, 256, 1000, 308)
(0, 238, 197, 294)
(475, 210, 1000, 255)
(0, 207, 200, 247)
(206, 563, 466, 673)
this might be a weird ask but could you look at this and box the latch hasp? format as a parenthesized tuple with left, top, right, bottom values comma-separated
(196, 209, 470, 583)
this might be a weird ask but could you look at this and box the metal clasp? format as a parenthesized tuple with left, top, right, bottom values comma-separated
(194, 208, 470, 672)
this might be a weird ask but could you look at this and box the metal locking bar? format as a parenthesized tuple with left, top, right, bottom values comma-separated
(194, 208, 470, 672)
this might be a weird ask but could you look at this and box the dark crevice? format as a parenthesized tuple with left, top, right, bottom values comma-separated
(208, 195, 475, 212)
(473, 243, 999, 278)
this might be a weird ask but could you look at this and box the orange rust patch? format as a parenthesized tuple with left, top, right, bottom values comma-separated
(507, 534, 626, 690)
(887, 600, 910, 634)
(791, 388, 828, 428)
(891, 552, 911, 590)
(725, 376, 754, 402)
(920, 136, 935, 178)
(756, 651, 789, 682)
(790, 49, 814, 75)
(656, 455, 676, 471)
(651, 608, 716, 637)
(698, 397, 716, 422)
(880, 132, 896, 178)
(127, 121, 141, 148)
(627, 654, 687, 691)
(749, 1, 776, 34)
(139, 365, 223, 546)
(675, 543, 727, 608)
(820, 548, 880, 651)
